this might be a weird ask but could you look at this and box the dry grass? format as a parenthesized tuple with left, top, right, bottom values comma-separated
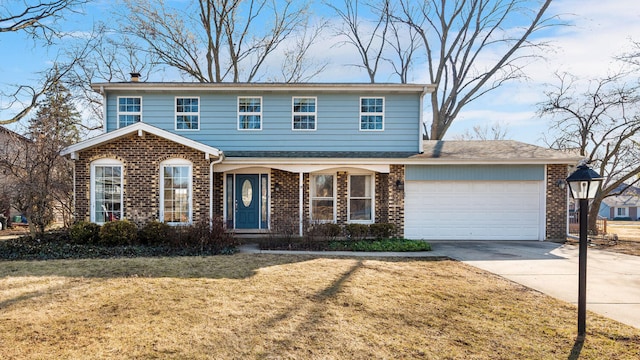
(607, 221, 640, 241)
(1, 254, 638, 359)
(591, 221, 640, 256)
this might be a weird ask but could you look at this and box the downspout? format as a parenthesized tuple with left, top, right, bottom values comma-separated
(299, 172, 304, 237)
(72, 160, 76, 224)
(209, 152, 225, 222)
(418, 86, 429, 153)
(100, 86, 107, 133)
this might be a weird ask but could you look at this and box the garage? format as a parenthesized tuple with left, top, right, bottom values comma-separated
(404, 165, 545, 241)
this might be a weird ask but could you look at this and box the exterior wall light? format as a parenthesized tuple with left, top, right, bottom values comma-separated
(395, 180, 404, 191)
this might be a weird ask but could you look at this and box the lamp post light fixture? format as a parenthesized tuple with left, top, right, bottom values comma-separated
(565, 163, 603, 341)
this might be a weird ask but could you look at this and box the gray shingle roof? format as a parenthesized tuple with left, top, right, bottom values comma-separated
(225, 140, 581, 164)
(224, 151, 417, 159)
(413, 140, 582, 163)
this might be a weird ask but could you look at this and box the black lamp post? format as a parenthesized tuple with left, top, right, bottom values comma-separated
(566, 164, 603, 341)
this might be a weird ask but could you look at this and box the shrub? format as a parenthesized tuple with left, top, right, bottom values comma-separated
(345, 223, 369, 240)
(69, 221, 101, 245)
(99, 220, 139, 246)
(170, 217, 238, 254)
(328, 239, 431, 252)
(369, 223, 396, 239)
(307, 222, 342, 240)
(138, 221, 173, 245)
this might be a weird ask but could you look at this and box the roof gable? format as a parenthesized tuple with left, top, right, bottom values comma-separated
(61, 123, 222, 159)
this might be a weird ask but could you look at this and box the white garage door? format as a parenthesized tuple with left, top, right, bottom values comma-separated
(405, 181, 544, 240)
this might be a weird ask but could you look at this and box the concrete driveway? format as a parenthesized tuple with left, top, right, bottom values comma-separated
(429, 241, 640, 329)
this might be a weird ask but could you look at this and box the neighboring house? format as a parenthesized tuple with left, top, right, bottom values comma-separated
(61, 80, 582, 241)
(600, 184, 640, 220)
(0, 126, 30, 228)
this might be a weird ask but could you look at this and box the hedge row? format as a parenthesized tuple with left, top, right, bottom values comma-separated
(69, 218, 237, 253)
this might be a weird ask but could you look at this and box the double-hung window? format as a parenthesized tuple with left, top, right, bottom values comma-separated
(238, 97, 262, 130)
(310, 174, 335, 222)
(175, 97, 199, 130)
(349, 174, 373, 222)
(292, 97, 316, 130)
(617, 207, 628, 217)
(160, 159, 192, 225)
(117, 97, 141, 128)
(91, 159, 123, 223)
(360, 97, 384, 131)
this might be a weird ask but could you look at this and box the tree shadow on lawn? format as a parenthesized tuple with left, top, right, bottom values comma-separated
(0, 253, 437, 280)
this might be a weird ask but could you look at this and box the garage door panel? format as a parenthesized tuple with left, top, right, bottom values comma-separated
(405, 180, 542, 240)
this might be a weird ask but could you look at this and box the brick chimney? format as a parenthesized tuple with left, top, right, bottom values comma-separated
(130, 72, 141, 82)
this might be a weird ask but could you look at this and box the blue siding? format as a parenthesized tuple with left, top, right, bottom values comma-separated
(106, 91, 421, 152)
(406, 165, 545, 181)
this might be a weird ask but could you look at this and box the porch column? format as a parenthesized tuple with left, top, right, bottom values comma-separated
(299, 172, 304, 237)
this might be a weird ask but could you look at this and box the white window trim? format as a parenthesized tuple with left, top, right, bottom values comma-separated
(310, 173, 337, 223)
(160, 158, 193, 225)
(175, 96, 200, 131)
(292, 96, 317, 131)
(90, 158, 124, 224)
(359, 96, 385, 131)
(347, 173, 375, 224)
(117, 96, 142, 128)
(237, 96, 263, 131)
(617, 207, 629, 217)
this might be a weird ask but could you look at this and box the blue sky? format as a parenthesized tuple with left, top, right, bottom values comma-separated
(1, 0, 639, 145)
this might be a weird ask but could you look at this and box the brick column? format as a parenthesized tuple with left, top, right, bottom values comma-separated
(546, 164, 569, 241)
(388, 164, 405, 238)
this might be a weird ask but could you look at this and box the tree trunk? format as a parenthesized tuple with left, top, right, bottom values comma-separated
(587, 196, 603, 235)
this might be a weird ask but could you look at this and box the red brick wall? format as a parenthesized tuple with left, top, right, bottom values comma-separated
(268, 169, 394, 236)
(546, 164, 569, 241)
(270, 169, 301, 235)
(388, 165, 405, 238)
(74, 133, 211, 226)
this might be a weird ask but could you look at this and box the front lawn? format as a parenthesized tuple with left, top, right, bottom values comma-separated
(0, 254, 638, 359)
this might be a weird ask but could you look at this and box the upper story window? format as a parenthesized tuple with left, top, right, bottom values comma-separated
(292, 97, 316, 130)
(175, 97, 199, 130)
(238, 97, 262, 130)
(117, 97, 141, 128)
(360, 97, 384, 131)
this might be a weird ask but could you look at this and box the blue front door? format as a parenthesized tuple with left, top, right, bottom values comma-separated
(235, 174, 260, 229)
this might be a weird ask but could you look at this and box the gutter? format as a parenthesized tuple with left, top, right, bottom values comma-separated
(209, 152, 226, 221)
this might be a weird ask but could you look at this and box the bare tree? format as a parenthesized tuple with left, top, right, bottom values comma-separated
(62, 22, 161, 133)
(383, 15, 421, 84)
(392, 0, 556, 139)
(539, 72, 640, 232)
(271, 20, 329, 83)
(0, 0, 86, 41)
(326, 0, 390, 83)
(0, 0, 88, 126)
(0, 77, 79, 237)
(118, 0, 313, 83)
(452, 122, 510, 140)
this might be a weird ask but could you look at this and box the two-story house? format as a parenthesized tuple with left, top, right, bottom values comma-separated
(62, 79, 581, 241)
